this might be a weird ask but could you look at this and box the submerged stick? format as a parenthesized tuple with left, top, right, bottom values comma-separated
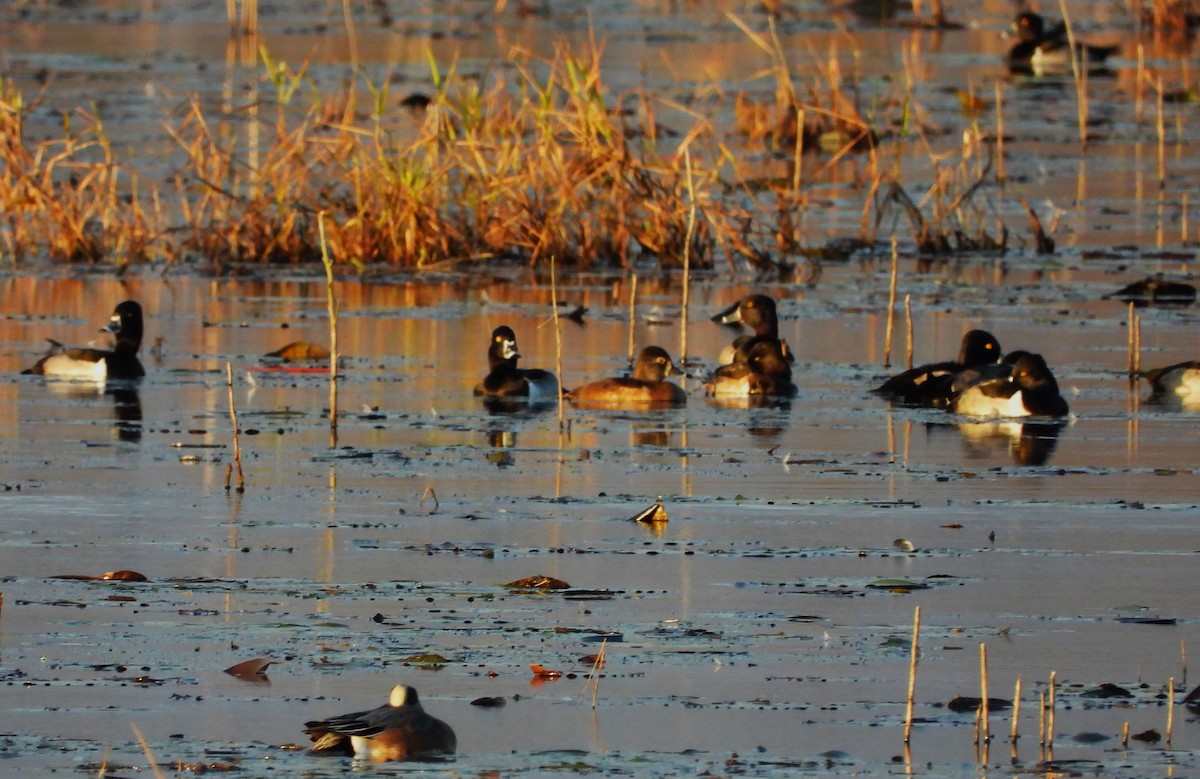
(1182, 640, 1188, 688)
(884, 237, 899, 369)
(904, 605, 921, 744)
(318, 213, 339, 448)
(225, 362, 245, 493)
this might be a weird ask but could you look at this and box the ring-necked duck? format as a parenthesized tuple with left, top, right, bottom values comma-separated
(21, 300, 145, 381)
(1008, 12, 1120, 75)
(1138, 361, 1200, 405)
(705, 340, 797, 398)
(566, 346, 687, 407)
(949, 352, 1069, 418)
(872, 329, 1002, 407)
(712, 294, 790, 365)
(305, 683, 456, 761)
(473, 325, 559, 400)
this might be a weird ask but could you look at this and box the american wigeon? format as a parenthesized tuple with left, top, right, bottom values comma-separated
(305, 683, 457, 761)
(21, 300, 145, 381)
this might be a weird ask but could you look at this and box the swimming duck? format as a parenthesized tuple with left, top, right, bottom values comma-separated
(872, 329, 1002, 407)
(305, 683, 457, 761)
(1103, 276, 1197, 307)
(21, 300, 145, 381)
(1008, 12, 1120, 75)
(1138, 360, 1200, 406)
(566, 346, 687, 407)
(711, 294, 788, 365)
(949, 352, 1069, 418)
(704, 340, 797, 398)
(473, 325, 559, 400)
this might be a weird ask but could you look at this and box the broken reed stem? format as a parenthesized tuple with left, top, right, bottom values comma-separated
(1135, 44, 1145, 126)
(1038, 690, 1046, 748)
(1167, 675, 1175, 746)
(904, 295, 913, 370)
(1011, 676, 1021, 744)
(131, 724, 168, 779)
(1156, 76, 1166, 190)
(979, 644, 990, 746)
(884, 237, 899, 369)
(1183, 194, 1190, 245)
(1182, 640, 1188, 688)
(994, 79, 1006, 183)
(1056, 0, 1087, 148)
(225, 363, 245, 493)
(591, 638, 607, 709)
(1047, 671, 1056, 751)
(318, 213, 339, 449)
(627, 274, 638, 372)
(903, 605, 920, 744)
(1134, 310, 1141, 375)
(681, 149, 696, 365)
(1127, 301, 1137, 376)
(551, 255, 565, 428)
(1122, 720, 1130, 748)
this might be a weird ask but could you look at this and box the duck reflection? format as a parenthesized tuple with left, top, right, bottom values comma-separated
(43, 378, 143, 443)
(934, 419, 1064, 466)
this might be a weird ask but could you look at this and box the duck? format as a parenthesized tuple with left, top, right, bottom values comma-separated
(711, 294, 788, 365)
(566, 346, 687, 407)
(872, 329, 1002, 407)
(473, 325, 559, 400)
(1138, 360, 1200, 406)
(1008, 11, 1120, 75)
(21, 300, 145, 381)
(1103, 276, 1197, 307)
(948, 352, 1069, 418)
(305, 683, 456, 761)
(704, 340, 797, 398)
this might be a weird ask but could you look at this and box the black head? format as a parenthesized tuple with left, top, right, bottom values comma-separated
(958, 330, 1001, 366)
(103, 300, 144, 353)
(1013, 12, 1046, 41)
(487, 326, 520, 367)
(1009, 353, 1058, 391)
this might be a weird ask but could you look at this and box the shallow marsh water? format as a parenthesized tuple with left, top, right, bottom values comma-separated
(1, 269, 1198, 777)
(3, 0, 1200, 776)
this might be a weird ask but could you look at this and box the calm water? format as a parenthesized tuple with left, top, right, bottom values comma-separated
(2, 0, 1200, 775)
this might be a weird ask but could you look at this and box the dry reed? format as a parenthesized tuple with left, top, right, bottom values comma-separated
(225, 362, 245, 493)
(903, 605, 920, 744)
(319, 212, 340, 448)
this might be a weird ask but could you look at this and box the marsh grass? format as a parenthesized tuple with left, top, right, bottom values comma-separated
(2, 34, 1013, 271)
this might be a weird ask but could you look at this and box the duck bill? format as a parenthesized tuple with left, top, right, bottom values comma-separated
(711, 301, 743, 325)
(102, 314, 122, 335)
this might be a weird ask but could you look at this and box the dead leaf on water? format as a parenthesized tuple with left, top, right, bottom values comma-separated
(263, 341, 331, 362)
(530, 662, 562, 680)
(630, 499, 667, 523)
(224, 657, 273, 680)
(505, 576, 569, 589)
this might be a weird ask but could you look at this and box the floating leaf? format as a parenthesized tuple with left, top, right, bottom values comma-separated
(263, 341, 331, 362)
(866, 578, 929, 592)
(530, 662, 562, 680)
(401, 653, 450, 666)
(505, 576, 569, 590)
(99, 570, 148, 582)
(224, 657, 273, 680)
(630, 499, 668, 523)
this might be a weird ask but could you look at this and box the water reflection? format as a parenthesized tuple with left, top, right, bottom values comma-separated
(931, 419, 1065, 466)
(43, 378, 143, 443)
